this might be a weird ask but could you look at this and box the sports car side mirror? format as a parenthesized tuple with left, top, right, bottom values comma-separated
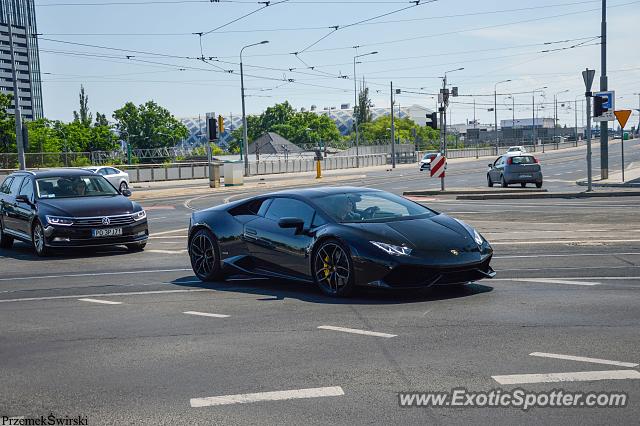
(121, 189, 132, 197)
(278, 217, 304, 234)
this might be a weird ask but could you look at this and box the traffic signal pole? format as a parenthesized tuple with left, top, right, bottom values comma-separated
(600, 0, 609, 179)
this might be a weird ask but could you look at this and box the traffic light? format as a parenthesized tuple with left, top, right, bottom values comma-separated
(594, 95, 605, 118)
(426, 112, 438, 130)
(217, 115, 224, 134)
(207, 117, 217, 141)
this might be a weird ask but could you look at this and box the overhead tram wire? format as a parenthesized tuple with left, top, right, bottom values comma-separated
(293, 0, 437, 54)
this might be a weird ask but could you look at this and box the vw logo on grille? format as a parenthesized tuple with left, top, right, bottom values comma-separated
(101, 217, 111, 225)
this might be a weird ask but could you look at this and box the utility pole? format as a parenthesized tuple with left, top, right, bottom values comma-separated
(494, 79, 511, 153)
(390, 81, 396, 169)
(353, 51, 378, 168)
(240, 40, 269, 177)
(600, 0, 609, 179)
(7, 17, 25, 170)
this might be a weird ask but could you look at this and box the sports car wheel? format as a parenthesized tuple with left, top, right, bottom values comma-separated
(32, 221, 49, 257)
(313, 240, 354, 297)
(487, 174, 493, 187)
(189, 229, 223, 282)
(0, 221, 14, 249)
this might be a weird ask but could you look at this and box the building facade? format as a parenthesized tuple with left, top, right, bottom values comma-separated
(0, 0, 43, 120)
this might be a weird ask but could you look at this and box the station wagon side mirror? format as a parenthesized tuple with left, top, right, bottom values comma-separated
(278, 217, 304, 235)
(121, 189, 132, 197)
(15, 194, 32, 205)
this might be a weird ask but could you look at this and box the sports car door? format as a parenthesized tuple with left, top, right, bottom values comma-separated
(247, 197, 316, 278)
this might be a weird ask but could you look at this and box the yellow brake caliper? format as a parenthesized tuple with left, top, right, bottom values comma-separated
(323, 255, 331, 278)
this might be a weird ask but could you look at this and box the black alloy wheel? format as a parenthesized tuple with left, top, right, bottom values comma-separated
(32, 221, 49, 257)
(189, 229, 223, 281)
(313, 240, 354, 297)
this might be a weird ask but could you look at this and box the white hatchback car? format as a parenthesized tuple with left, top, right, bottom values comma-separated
(84, 166, 130, 192)
(506, 146, 527, 154)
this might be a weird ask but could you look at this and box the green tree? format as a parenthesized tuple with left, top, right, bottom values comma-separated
(73, 85, 93, 127)
(353, 83, 373, 130)
(112, 101, 188, 150)
(0, 93, 15, 154)
(230, 102, 342, 149)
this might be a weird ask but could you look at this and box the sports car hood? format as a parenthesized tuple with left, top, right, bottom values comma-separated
(344, 214, 478, 252)
(37, 196, 139, 217)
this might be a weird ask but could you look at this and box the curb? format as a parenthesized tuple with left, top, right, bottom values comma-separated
(456, 191, 640, 200)
(576, 180, 640, 188)
(404, 189, 547, 196)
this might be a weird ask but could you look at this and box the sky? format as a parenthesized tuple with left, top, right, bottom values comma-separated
(36, 0, 640, 128)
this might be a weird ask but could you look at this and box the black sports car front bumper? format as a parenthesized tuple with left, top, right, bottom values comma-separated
(353, 250, 495, 289)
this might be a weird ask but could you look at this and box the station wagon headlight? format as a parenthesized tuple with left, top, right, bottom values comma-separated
(371, 241, 412, 256)
(132, 210, 147, 221)
(46, 215, 74, 226)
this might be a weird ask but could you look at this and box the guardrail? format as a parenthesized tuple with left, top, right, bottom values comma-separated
(0, 139, 593, 183)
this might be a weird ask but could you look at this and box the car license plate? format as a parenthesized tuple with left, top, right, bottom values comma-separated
(520, 174, 532, 178)
(92, 228, 123, 238)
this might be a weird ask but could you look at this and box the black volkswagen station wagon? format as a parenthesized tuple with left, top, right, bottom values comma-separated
(0, 169, 148, 256)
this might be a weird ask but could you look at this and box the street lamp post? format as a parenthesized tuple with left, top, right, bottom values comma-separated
(353, 51, 378, 168)
(531, 87, 547, 148)
(240, 40, 269, 177)
(554, 89, 569, 146)
(494, 79, 511, 153)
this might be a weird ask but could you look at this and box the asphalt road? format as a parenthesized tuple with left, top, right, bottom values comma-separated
(1, 143, 639, 425)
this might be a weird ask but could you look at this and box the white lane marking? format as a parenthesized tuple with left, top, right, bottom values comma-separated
(529, 352, 638, 368)
(184, 311, 229, 318)
(78, 298, 122, 305)
(494, 252, 640, 259)
(151, 228, 188, 236)
(318, 325, 396, 338)
(0, 288, 208, 303)
(190, 386, 345, 407)
(503, 278, 599, 286)
(0, 268, 191, 282)
(492, 370, 640, 385)
(148, 249, 188, 254)
(491, 239, 640, 245)
(499, 266, 637, 272)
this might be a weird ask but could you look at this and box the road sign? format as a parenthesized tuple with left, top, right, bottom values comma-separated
(614, 110, 632, 128)
(582, 69, 595, 92)
(430, 154, 446, 178)
(593, 91, 615, 121)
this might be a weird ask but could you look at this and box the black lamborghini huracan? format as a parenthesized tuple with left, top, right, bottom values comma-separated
(187, 187, 495, 297)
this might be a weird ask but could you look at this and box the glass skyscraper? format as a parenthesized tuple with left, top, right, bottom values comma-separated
(0, 0, 43, 120)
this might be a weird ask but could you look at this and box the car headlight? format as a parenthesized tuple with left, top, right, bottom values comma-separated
(473, 229, 483, 246)
(370, 241, 412, 256)
(132, 210, 146, 221)
(454, 218, 484, 246)
(46, 215, 74, 226)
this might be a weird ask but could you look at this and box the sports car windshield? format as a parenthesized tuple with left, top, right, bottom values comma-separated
(316, 191, 436, 223)
(36, 176, 119, 199)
